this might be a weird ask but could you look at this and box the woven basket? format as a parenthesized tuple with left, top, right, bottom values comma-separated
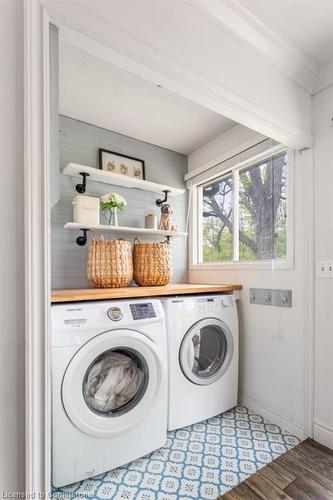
(133, 238, 172, 286)
(87, 235, 133, 288)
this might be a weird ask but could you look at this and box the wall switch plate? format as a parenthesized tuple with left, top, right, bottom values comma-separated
(249, 288, 292, 307)
(317, 260, 333, 278)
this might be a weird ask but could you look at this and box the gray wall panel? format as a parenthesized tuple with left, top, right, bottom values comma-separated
(52, 116, 188, 288)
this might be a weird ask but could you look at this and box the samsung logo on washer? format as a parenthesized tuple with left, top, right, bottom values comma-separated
(66, 307, 83, 312)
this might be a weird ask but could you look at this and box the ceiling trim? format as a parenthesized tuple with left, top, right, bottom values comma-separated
(59, 24, 313, 150)
(313, 59, 333, 95)
(187, 0, 318, 94)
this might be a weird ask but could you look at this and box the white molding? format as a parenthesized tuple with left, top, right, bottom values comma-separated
(239, 393, 304, 438)
(186, 143, 286, 185)
(189, 0, 333, 97)
(188, 186, 198, 269)
(24, 0, 50, 494)
(52, 16, 313, 149)
(303, 148, 315, 439)
(187, 0, 318, 94)
(185, 131, 265, 182)
(313, 59, 333, 95)
(314, 420, 333, 450)
(189, 261, 294, 271)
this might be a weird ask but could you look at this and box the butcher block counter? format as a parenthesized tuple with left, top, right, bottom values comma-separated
(51, 283, 242, 303)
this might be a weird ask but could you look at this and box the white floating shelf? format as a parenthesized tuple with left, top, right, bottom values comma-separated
(65, 222, 187, 243)
(63, 163, 185, 197)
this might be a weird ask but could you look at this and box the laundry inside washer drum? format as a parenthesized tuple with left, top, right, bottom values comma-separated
(82, 349, 147, 416)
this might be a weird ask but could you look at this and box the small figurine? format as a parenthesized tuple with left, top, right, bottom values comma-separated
(159, 203, 177, 232)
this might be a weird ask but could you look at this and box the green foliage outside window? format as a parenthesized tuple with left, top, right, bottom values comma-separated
(201, 150, 287, 263)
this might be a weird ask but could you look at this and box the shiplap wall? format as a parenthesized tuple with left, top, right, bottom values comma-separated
(51, 116, 188, 289)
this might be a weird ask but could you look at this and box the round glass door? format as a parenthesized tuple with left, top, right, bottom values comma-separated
(83, 348, 149, 417)
(180, 318, 233, 385)
(61, 329, 164, 437)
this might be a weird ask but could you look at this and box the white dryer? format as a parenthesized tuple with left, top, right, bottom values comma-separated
(162, 294, 238, 431)
(51, 299, 167, 487)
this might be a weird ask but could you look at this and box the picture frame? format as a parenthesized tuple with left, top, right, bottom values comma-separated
(99, 148, 145, 180)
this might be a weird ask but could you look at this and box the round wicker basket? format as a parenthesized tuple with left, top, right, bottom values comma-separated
(133, 238, 172, 286)
(87, 235, 133, 288)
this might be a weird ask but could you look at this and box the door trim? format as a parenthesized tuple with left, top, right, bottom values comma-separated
(24, 1, 51, 494)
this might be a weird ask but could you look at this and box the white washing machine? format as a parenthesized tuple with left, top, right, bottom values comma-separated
(51, 299, 167, 487)
(162, 294, 238, 431)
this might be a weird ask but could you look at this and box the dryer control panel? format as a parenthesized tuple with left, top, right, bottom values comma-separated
(130, 302, 156, 320)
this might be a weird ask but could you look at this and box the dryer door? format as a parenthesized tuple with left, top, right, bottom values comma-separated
(179, 318, 233, 385)
(61, 328, 165, 437)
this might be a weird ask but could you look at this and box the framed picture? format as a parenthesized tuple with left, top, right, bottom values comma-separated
(99, 148, 145, 180)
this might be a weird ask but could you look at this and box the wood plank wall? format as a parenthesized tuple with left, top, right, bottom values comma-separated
(51, 116, 188, 289)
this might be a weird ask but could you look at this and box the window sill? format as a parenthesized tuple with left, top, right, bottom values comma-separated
(190, 260, 294, 271)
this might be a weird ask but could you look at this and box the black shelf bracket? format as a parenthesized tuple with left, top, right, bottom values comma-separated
(76, 172, 90, 194)
(156, 189, 170, 206)
(76, 228, 90, 246)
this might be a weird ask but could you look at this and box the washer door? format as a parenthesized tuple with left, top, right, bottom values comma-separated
(62, 329, 164, 437)
(179, 318, 233, 386)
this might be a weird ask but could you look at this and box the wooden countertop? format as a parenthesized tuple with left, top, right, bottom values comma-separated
(51, 283, 242, 303)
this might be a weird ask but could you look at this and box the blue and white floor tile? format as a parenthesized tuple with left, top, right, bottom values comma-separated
(53, 406, 300, 499)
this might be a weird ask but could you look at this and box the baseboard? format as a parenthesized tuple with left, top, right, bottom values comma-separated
(238, 393, 304, 439)
(314, 420, 333, 450)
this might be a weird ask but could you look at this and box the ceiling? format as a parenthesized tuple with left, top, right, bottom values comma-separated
(49, 0, 330, 150)
(236, 0, 333, 66)
(59, 42, 236, 155)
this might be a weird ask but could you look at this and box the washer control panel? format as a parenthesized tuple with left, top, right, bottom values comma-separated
(130, 302, 156, 320)
(107, 306, 123, 321)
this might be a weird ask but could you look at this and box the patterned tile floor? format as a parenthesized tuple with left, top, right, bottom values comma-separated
(53, 406, 300, 500)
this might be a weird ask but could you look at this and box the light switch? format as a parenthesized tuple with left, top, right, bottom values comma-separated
(329, 262, 333, 277)
(317, 260, 332, 278)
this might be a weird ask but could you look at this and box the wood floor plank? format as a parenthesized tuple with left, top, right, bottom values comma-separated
(300, 438, 333, 467)
(245, 473, 293, 499)
(289, 443, 333, 474)
(221, 439, 333, 499)
(302, 437, 333, 459)
(284, 476, 333, 500)
(221, 482, 262, 499)
(277, 445, 333, 489)
(260, 461, 296, 490)
(277, 459, 333, 494)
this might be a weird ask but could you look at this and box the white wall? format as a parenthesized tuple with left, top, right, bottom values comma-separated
(0, 0, 25, 493)
(312, 84, 333, 448)
(188, 125, 311, 437)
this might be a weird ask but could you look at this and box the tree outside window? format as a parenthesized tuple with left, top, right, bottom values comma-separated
(201, 150, 288, 263)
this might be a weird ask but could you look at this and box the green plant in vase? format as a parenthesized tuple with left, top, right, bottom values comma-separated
(100, 192, 127, 226)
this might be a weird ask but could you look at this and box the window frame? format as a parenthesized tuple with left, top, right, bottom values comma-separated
(189, 146, 294, 270)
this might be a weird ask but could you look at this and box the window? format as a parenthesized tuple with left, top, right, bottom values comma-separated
(196, 149, 289, 266)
